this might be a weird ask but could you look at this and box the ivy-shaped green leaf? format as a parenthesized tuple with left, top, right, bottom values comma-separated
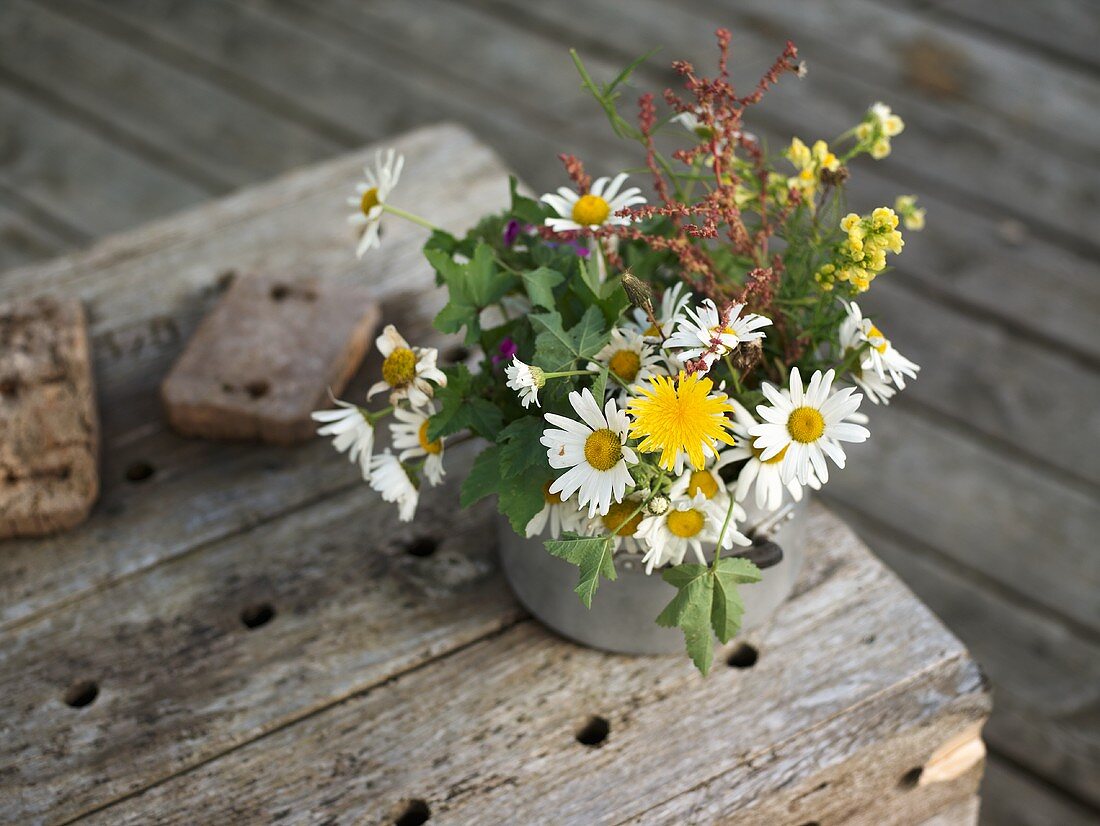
(520, 267, 565, 311)
(545, 533, 617, 608)
(497, 417, 548, 478)
(460, 445, 501, 508)
(427, 365, 503, 442)
(656, 564, 717, 675)
(499, 479, 547, 536)
(428, 242, 516, 344)
(711, 557, 762, 644)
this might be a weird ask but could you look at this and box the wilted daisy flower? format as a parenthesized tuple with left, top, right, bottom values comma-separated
(626, 281, 693, 342)
(725, 401, 819, 511)
(587, 328, 666, 400)
(505, 357, 545, 409)
(367, 325, 447, 409)
(541, 388, 638, 518)
(368, 450, 419, 522)
(541, 173, 646, 233)
(749, 368, 869, 485)
(389, 404, 445, 487)
(627, 372, 736, 473)
(347, 149, 403, 257)
(311, 399, 375, 479)
(840, 302, 920, 390)
(636, 492, 750, 575)
(526, 481, 583, 539)
(665, 299, 771, 371)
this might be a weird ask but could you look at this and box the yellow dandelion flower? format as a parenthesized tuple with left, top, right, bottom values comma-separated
(626, 372, 736, 472)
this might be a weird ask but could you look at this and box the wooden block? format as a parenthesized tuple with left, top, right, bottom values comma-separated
(160, 273, 379, 445)
(0, 296, 98, 539)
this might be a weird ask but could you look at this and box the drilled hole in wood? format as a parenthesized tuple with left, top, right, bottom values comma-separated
(240, 602, 276, 629)
(390, 799, 431, 826)
(270, 284, 290, 301)
(245, 380, 270, 399)
(899, 767, 923, 789)
(405, 537, 438, 558)
(796, 822, 821, 826)
(442, 345, 470, 364)
(64, 679, 99, 708)
(575, 715, 610, 747)
(0, 377, 19, 398)
(125, 461, 155, 482)
(726, 643, 758, 669)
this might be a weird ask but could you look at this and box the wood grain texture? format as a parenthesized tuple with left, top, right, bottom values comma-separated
(72, 504, 989, 826)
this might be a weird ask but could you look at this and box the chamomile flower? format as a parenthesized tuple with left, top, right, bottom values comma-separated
(587, 328, 666, 401)
(665, 299, 772, 371)
(627, 372, 736, 473)
(541, 174, 646, 233)
(593, 496, 647, 553)
(505, 357, 545, 409)
(636, 492, 750, 575)
(311, 399, 375, 479)
(749, 368, 869, 486)
(526, 481, 584, 539)
(626, 281, 693, 342)
(541, 389, 638, 518)
(368, 450, 419, 522)
(389, 405, 445, 487)
(347, 149, 403, 257)
(725, 401, 819, 512)
(840, 302, 920, 390)
(367, 325, 447, 409)
(668, 450, 733, 511)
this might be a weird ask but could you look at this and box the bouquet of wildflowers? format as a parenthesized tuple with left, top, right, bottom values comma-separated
(315, 31, 923, 673)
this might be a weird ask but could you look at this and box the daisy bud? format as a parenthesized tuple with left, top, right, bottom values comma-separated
(647, 495, 670, 516)
(620, 272, 654, 316)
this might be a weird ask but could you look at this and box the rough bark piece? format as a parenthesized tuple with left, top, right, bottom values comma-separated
(161, 272, 379, 444)
(0, 295, 98, 538)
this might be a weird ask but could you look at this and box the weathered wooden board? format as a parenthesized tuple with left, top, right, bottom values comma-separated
(0, 197, 72, 272)
(982, 756, 1100, 826)
(67, 505, 988, 825)
(0, 124, 509, 630)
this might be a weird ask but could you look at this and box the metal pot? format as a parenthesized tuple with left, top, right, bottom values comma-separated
(496, 495, 809, 655)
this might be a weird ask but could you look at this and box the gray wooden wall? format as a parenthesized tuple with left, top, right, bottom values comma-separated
(0, 2, 1097, 823)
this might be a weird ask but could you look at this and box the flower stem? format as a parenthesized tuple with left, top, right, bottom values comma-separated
(712, 491, 741, 571)
(543, 369, 597, 379)
(382, 203, 441, 232)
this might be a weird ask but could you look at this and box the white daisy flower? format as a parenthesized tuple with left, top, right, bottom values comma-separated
(368, 450, 419, 522)
(840, 301, 920, 390)
(540, 388, 638, 518)
(389, 404, 445, 487)
(668, 450, 734, 511)
(587, 328, 667, 401)
(367, 325, 447, 409)
(725, 401, 819, 512)
(626, 281, 693, 343)
(636, 492, 750, 575)
(541, 173, 646, 233)
(584, 495, 648, 553)
(749, 368, 870, 486)
(666, 299, 772, 371)
(311, 399, 375, 479)
(505, 357, 545, 409)
(526, 481, 584, 539)
(347, 148, 403, 258)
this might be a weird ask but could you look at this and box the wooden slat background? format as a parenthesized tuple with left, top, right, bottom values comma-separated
(0, 1, 1097, 821)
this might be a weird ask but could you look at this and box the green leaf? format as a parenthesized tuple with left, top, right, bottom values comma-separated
(590, 364, 609, 403)
(427, 365, 501, 441)
(462, 398, 505, 440)
(427, 242, 516, 344)
(498, 480, 547, 536)
(545, 533, 617, 608)
(461, 445, 501, 508)
(520, 267, 565, 311)
(497, 417, 548, 478)
(571, 305, 610, 358)
(656, 564, 717, 675)
(509, 175, 546, 225)
(711, 558, 762, 644)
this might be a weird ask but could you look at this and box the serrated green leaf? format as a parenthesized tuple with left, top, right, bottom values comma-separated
(499, 480, 547, 536)
(497, 417, 548, 478)
(591, 364, 609, 403)
(711, 557, 762, 644)
(657, 564, 717, 675)
(460, 445, 501, 508)
(545, 533, 617, 608)
(571, 305, 610, 358)
(427, 243, 516, 345)
(509, 175, 546, 225)
(520, 267, 565, 311)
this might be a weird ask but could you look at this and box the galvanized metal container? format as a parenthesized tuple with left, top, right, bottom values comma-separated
(497, 495, 809, 655)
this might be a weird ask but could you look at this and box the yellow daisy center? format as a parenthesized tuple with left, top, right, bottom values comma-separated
(686, 469, 719, 499)
(417, 420, 443, 455)
(542, 480, 563, 504)
(667, 508, 706, 538)
(584, 428, 623, 472)
(572, 194, 611, 226)
(867, 323, 889, 354)
(608, 349, 642, 383)
(602, 500, 643, 537)
(751, 443, 788, 465)
(382, 347, 417, 388)
(627, 373, 736, 471)
(788, 407, 826, 443)
(360, 187, 380, 215)
(643, 323, 661, 338)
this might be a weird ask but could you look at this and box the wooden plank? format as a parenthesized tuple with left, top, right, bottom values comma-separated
(0, 197, 73, 272)
(0, 0, 340, 191)
(831, 502, 1100, 807)
(981, 756, 1100, 826)
(0, 85, 208, 238)
(0, 124, 509, 631)
(65, 506, 988, 825)
(921, 796, 979, 826)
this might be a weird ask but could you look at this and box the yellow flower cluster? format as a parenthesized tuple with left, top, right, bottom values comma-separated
(893, 194, 926, 231)
(815, 207, 904, 292)
(856, 103, 904, 159)
(785, 137, 839, 201)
